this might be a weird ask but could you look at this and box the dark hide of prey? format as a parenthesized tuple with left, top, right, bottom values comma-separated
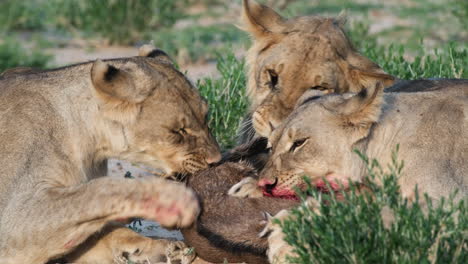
(181, 139, 298, 263)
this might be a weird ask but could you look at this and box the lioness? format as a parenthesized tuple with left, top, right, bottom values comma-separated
(236, 80, 468, 262)
(239, 0, 394, 140)
(0, 45, 221, 263)
(256, 81, 468, 200)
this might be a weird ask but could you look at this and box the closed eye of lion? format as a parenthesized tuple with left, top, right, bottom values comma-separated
(0, 45, 220, 263)
(239, 0, 395, 139)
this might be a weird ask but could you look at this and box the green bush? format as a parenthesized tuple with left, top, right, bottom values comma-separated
(349, 22, 467, 79)
(53, 0, 188, 44)
(0, 0, 53, 31)
(198, 51, 248, 149)
(281, 148, 467, 263)
(151, 24, 249, 64)
(0, 0, 189, 44)
(450, 0, 468, 28)
(0, 38, 52, 73)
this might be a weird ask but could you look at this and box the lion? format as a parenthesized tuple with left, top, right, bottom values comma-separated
(0, 45, 221, 263)
(256, 81, 468, 201)
(233, 80, 468, 262)
(238, 0, 395, 140)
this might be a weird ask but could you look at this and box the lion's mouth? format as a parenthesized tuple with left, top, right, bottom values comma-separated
(182, 157, 208, 174)
(260, 174, 350, 200)
(260, 179, 299, 200)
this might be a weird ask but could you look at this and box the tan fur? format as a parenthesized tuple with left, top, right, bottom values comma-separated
(259, 198, 320, 263)
(259, 210, 296, 264)
(235, 78, 468, 262)
(240, 0, 394, 138)
(0, 46, 221, 263)
(64, 223, 195, 264)
(258, 81, 468, 202)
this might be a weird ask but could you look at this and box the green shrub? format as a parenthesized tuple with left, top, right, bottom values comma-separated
(198, 51, 248, 149)
(349, 22, 467, 79)
(450, 0, 468, 28)
(0, 38, 52, 73)
(0, 0, 54, 31)
(281, 148, 467, 263)
(53, 0, 188, 44)
(151, 24, 249, 64)
(0, 0, 189, 44)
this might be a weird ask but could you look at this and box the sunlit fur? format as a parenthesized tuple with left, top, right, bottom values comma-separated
(240, 0, 394, 138)
(261, 81, 468, 202)
(0, 46, 220, 263)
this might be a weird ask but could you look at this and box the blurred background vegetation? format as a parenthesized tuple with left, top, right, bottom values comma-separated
(0, 0, 466, 147)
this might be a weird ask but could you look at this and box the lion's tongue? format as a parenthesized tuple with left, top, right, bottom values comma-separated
(262, 188, 298, 200)
(314, 174, 349, 192)
(263, 176, 349, 200)
(314, 180, 343, 192)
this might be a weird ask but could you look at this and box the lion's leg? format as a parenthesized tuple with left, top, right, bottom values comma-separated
(261, 198, 321, 264)
(0, 177, 199, 264)
(64, 223, 195, 264)
(260, 210, 296, 264)
(228, 176, 263, 198)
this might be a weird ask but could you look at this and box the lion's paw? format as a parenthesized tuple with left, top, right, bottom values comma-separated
(228, 177, 263, 198)
(120, 178, 200, 229)
(259, 210, 296, 264)
(165, 241, 196, 264)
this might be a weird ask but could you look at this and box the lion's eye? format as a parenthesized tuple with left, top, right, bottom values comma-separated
(290, 138, 308, 152)
(267, 69, 278, 90)
(179, 128, 187, 135)
(310, 86, 327, 91)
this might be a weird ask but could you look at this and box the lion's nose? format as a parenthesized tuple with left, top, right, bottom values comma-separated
(258, 178, 278, 195)
(268, 121, 275, 131)
(258, 178, 277, 188)
(206, 152, 221, 164)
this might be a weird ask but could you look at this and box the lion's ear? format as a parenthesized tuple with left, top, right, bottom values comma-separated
(91, 60, 148, 123)
(138, 44, 174, 65)
(335, 10, 348, 29)
(346, 52, 395, 91)
(91, 60, 146, 103)
(240, 0, 286, 39)
(326, 82, 384, 132)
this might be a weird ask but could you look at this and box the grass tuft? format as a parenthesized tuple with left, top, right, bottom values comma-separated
(349, 22, 467, 79)
(197, 51, 248, 149)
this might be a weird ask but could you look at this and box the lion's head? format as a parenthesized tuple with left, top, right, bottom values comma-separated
(241, 0, 394, 138)
(90, 45, 221, 175)
(257, 84, 385, 197)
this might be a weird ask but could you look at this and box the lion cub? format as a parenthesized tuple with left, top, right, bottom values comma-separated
(0, 45, 220, 263)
